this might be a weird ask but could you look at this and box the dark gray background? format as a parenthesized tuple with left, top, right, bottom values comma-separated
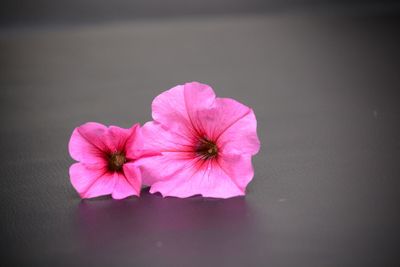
(1, 1, 400, 266)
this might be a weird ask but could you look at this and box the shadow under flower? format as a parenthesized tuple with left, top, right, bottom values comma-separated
(75, 188, 259, 266)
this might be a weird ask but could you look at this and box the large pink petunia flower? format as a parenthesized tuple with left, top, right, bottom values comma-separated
(68, 122, 144, 199)
(137, 82, 260, 198)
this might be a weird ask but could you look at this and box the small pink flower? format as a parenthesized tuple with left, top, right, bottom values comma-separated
(68, 122, 143, 199)
(137, 82, 260, 198)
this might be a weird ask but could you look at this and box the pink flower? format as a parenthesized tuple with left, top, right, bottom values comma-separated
(137, 82, 260, 198)
(68, 122, 143, 199)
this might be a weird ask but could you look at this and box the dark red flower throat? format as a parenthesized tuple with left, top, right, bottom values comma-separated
(195, 137, 218, 160)
(107, 151, 126, 172)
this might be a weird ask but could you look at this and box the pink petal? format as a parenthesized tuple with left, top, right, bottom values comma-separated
(217, 153, 255, 190)
(111, 165, 141, 199)
(151, 82, 216, 137)
(149, 158, 245, 199)
(69, 163, 116, 199)
(218, 108, 260, 155)
(125, 123, 161, 160)
(191, 97, 252, 141)
(139, 121, 195, 153)
(135, 152, 195, 186)
(151, 84, 192, 135)
(105, 125, 133, 154)
(124, 124, 140, 159)
(184, 82, 215, 123)
(183, 82, 216, 133)
(68, 122, 109, 164)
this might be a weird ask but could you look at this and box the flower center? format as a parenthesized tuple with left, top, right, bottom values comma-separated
(195, 138, 218, 159)
(108, 152, 126, 172)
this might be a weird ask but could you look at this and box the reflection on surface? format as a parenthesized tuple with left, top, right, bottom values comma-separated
(75, 188, 258, 266)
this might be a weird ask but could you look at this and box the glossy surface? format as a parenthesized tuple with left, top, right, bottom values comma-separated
(1, 13, 400, 266)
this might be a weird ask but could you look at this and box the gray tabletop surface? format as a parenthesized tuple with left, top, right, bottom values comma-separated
(1, 12, 400, 267)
